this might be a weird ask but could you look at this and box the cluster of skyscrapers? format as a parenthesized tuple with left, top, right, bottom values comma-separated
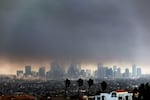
(16, 63, 142, 80)
(95, 64, 142, 79)
(17, 65, 46, 79)
(16, 63, 91, 80)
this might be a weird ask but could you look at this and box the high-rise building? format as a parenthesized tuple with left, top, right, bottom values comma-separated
(97, 64, 106, 79)
(39, 67, 46, 78)
(25, 65, 31, 76)
(31, 71, 38, 77)
(132, 64, 137, 77)
(124, 68, 130, 78)
(16, 70, 24, 77)
(106, 68, 113, 78)
(113, 65, 117, 79)
(49, 62, 65, 80)
(68, 64, 81, 79)
(137, 68, 142, 77)
(80, 69, 86, 78)
(46, 71, 50, 80)
(117, 68, 122, 78)
(85, 69, 91, 78)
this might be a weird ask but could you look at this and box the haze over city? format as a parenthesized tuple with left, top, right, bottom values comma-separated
(0, 0, 150, 74)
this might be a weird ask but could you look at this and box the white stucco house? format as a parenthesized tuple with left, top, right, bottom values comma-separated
(95, 90, 133, 100)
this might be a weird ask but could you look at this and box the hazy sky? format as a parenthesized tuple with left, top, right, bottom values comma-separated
(0, 0, 150, 74)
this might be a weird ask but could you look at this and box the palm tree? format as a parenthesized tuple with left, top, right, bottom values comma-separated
(77, 78, 83, 87)
(101, 81, 107, 92)
(64, 78, 70, 97)
(77, 78, 83, 96)
(87, 78, 94, 95)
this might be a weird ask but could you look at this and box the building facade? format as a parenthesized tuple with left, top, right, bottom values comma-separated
(25, 65, 31, 76)
(95, 90, 132, 100)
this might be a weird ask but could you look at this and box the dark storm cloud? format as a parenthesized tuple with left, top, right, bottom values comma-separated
(0, 0, 150, 63)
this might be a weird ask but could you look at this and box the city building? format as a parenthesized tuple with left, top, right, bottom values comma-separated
(124, 68, 130, 78)
(25, 65, 31, 76)
(95, 90, 133, 100)
(16, 70, 24, 78)
(97, 64, 106, 79)
(137, 68, 142, 77)
(80, 69, 86, 78)
(85, 69, 91, 78)
(67, 64, 81, 79)
(116, 68, 122, 78)
(113, 65, 117, 79)
(31, 71, 38, 77)
(106, 67, 113, 78)
(132, 64, 137, 77)
(49, 62, 65, 80)
(39, 67, 46, 78)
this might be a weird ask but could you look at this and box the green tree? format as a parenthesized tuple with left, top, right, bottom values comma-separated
(77, 78, 83, 87)
(87, 78, 94, 95)
(64, 78, 70, 97)
(101, 81, 107, 92)
(77, 78, 83, 96)
(88, 78, 94, 88)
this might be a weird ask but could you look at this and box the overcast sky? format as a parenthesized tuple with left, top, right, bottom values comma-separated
(0, 0, 150, 74)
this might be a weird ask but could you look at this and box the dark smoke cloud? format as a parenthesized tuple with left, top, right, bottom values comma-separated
(0, 0, 150, 64)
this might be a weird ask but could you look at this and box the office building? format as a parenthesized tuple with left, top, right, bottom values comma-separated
(132, 64, 137, 77)
(137, 68, 142, 77)
(97, 64, 106, 79)
(25, 65, 31, 76)
(39, 67, 46, 78)
(124, 68, 130, 78)
(16, 70, 24, 77)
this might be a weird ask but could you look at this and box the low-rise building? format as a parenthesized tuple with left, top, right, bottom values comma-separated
(95, 90, 132, 100)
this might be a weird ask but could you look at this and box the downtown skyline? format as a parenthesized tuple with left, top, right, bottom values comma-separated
(15, 63, 142, 80)
(6, 63, 143, 75)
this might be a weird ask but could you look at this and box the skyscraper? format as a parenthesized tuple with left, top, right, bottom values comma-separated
(97, 64, 106, 79)
(106, 67, 113, 78)
(137, 68, 142, 77)
(117, 68, 122, 78)
(39, 67, 46, 78)
(132, 64, 137, 77)
(124, 68, 130, 78)
(16, 70, 24, 77)
(68, 64, 81, 79)
(113, 65, 117, 79)
(25, 65, 31, 76)
(49, 62, 65, 80)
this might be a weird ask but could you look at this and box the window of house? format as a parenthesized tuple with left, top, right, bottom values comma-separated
(97, 97, 100, 100)
(102, 96, 106, 100)
(118, 97, 122, 100)
(111, 93, 117, 97)
(125, 96, 129, 100)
